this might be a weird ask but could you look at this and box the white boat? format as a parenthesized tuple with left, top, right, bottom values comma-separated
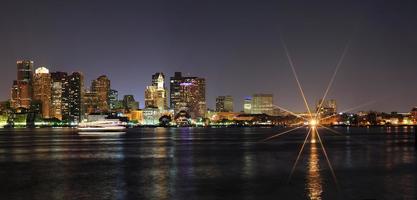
(77, 119, 126, 132)
(78, 131, 126, 135)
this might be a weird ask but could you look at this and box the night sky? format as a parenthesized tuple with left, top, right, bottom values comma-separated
(1, 0, 416, 112)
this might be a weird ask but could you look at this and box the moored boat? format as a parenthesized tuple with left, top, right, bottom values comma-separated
(77, 119, 126, 132)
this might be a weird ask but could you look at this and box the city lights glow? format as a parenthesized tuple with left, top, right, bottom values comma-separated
(309, 119, 318, 127)
(259, 35, 355, 194)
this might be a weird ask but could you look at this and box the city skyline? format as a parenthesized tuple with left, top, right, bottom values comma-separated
(6, 60, 416, 114)
(3, 59, 417, 113)
(1, 0, 417, 112)
(1, 2, 417, 199)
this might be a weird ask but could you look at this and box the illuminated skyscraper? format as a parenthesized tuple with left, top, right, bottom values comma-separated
(145, 86, 158, 108)
(11, 60, 34, 109)
(243, 97, 252, 114)
(216, 95, 233, 112)
(83, 91, 99, 114)
(17, 60, 33, 83)
(10, 81, 19, 108)
(108, 89, 119, 110)
(91, 75, 110, 112)
(170, 72, 183, 110)
(67, 72, 84, 123)
(152, 72, 165, 89)
(251, 94, 274, 115)
(51, 72, 69, 120)
(170, 72, 206, 118)
(180, 77, 206, 118)
(33, 67, 52, 118)
(17, 82, 32, 109)
(145, 72, 167, 111)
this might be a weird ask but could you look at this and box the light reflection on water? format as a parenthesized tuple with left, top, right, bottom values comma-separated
(148, 128, 171, 199)
(0, 127, 416, 199)
(306, 131, 323, 200)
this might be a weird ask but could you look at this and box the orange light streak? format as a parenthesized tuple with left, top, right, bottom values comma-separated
(288, 128, 312, 182)
(280, 37, 312, 117)
(318, 125, 344, 136)
(260, 125, 306, 143)
(316, 41, 351, 116)
(274, 104, 308, 121)
(316, 130, 339, 188)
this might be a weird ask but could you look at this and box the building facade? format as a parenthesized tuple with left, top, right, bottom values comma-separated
(33, 67, 52, 118)
(169, 72, 206, 118)
(11, 60, 34, 109)
(91, 75, 110, 112)
(316, 99, 337, 117)
(83, 91, 99, 114)
(243, 97, 252, 114)
(108, 89, 118, 111)
(143, 107, 161, 125)
(251, 94, 274, 115)
(125, 110, 144, 124)
(145, 73, 167, 111)
(51, 72, 69, 120)
(216, 95, 233, 112)
(169, 72, 183, 110)
(67, 72, 84, 123)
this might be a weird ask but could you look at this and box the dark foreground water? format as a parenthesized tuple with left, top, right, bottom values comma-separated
(0, 127, 416, 200)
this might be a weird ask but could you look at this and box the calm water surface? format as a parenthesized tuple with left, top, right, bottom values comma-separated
(0, 127, 416, 200)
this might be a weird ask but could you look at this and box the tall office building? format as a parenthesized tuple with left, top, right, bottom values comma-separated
(91, 75, 110, 112)
(145, 72, 167, 111)
(108, 89, 119, 110)
(316, 99, 337, 117)
(216, 95, 233, 112)
(51, 72, 69, 120)
(67, 72, 84, 123)
(11, 60, 34, 109)
(152, 72, 165, 89)
(251, 94, 274, 115)
(170, 72, 206, 118)
(10, 81, 19, 108)
(243, 97, 252, 114)
(83, 91, 99, 114)
(170, 72, 183, 110)
(33, 67, 52, 118)
(17, 82, 31, 109)
(145, 86, 159, 108)
(17, 60, 34, 82)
